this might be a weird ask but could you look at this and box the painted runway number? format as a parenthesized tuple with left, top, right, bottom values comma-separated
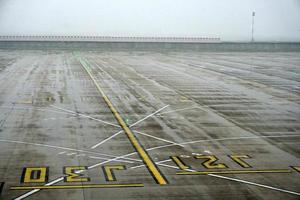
(64, 166, 90, 182)
(21, 167, 49, 183)
(195, 155, 228, 169)
(229, 155, 252, 168)
(171, 154, 252, 170)
(102, 165, 126, 182)
(173, 155, 299, 176)
(19, 165, 128, 184)
(9, 155, 300, 191)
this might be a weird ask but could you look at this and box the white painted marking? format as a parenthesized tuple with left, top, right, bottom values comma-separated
(9, 145, 143, 199)
(0, 139, 138, 163)
(180, 155, 191, 158)
(42, 117, 56, 121)
(147, 134, 300, 151)
(11, 134, 300, 199)
(75, 154, 86, 157)
(208, 174, 300, 196)
(130, 105, 170, 126)
(57, 151, 65, 155)
(87, 152, 138, 170)
(90, 105, 170, 149)
(132, 159, 300, 196)
(50, 105, 120, 127)
(156, 106, 199, 116)
(14, 177, 64, 200)
(42, 116, 77, 121)
(0, 106, 77, 117)
(130, 159, 172, 169)
(88, 156, 135, 164)
(192, 152, 202, 156)
(134, 130, 184, 147)
(90, 130, 123, 149)
(0, 105, 112, 126)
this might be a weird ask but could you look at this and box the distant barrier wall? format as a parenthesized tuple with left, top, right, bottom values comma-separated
(0, 41, 300, 51)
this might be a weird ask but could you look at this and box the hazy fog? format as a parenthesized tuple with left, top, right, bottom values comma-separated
(0, 0, 299, 42)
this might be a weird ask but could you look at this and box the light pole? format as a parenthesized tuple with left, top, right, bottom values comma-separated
(251, 11, 255, 42)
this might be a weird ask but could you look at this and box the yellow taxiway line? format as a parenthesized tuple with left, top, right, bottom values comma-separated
(76, 55, 168, 185)
(176, 169, 292, 175)
(11, 183, 144, 190)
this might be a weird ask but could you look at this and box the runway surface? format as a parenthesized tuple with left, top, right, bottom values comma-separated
(0, 50, 299, 199)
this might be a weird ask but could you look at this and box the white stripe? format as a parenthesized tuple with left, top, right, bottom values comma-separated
(14, 178, 64, 200)
(147, 134, 300, 151)
(138, 160, 300, 196)
(0, 105, 116, 127)
(12, 134, 300, 199)
(0, 139, 138, 163)
(42, 116, 77, 121)
(90, 130, 123, 149)
(90, 105, 170, 149)
(157, 106, 199, 115)
(133, 130, 184, 147)
(130, 159, 172, 169)
(88, 156, 135, 164)
(87, 152, 138, 170)
(208, 174, 300, 196)
(130, 105, 169, 126)
(129, 157, 300, 196)
(50, 105, 120, 127)
(0, 105, 78, 117)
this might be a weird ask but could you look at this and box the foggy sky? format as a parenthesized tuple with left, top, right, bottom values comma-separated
(0, 0, 299, 42)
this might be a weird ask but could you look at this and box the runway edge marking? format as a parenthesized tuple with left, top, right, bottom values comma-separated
(75, 53, 168, 185)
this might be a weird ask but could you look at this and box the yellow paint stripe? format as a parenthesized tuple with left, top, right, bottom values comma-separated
(171, 156, 190, 170)
(105, 167, 114, 181)
(77, 55, 167, 185)
(11, 183, 144, 190)
(291, 166, 300, 172)
(176, 169, 292, 175)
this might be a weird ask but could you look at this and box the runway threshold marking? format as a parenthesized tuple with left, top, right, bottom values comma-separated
(176, 169, 292, 175)
(10, 183, 144, 190)
(76, 54, 168, 185)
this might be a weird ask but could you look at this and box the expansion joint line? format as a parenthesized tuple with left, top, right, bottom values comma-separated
(75, 53, 168, 185)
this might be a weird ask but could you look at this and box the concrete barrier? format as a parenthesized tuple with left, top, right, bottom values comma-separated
(0, 41, 300, 52)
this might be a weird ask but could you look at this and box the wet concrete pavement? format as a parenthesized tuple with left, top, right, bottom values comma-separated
(0, 50, 299, 199)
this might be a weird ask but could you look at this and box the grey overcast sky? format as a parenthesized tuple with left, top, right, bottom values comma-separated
(0, 0, 299, 42)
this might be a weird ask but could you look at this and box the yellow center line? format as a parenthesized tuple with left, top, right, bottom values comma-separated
(176, 169, 292, 175)
(77, 55, 168, 185)
(11, 183, 144, 190)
